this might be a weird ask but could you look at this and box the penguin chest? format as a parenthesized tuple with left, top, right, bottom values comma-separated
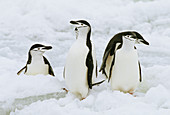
(26, 63, 49, 76)
(111, 49, 139, 92)
(65, 41, 89, 95)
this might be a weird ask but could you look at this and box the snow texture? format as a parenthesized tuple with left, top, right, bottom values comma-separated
(0, 0, 170, 115)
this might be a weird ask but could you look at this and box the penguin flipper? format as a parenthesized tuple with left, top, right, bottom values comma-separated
(108, 54, 116, 82)
(99, 47, 112, 78)
(17, 66, 26, 75)
(43, 56, 55, 76)
(100, 34, 122, 79)
(86, 52, 94, 89)
(138, 61, 142, 82)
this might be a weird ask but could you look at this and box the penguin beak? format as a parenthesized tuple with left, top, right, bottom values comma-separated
(70, 21, 81, 30)
(70, 21, 79, 25)
(70, 20, 82, 28)
(70, 20, 86, 28)
(42, 46, 52, 50)
(134, 32, 149, 45)
(138, 39, 149, 45)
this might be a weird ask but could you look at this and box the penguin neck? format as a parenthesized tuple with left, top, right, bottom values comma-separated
(122, 36, 135, 51)
(31, 54, 44, 64)
(77, 29, 91, 42)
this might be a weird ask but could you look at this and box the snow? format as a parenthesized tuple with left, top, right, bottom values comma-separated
(0, 0, 170, 114)
(9, 87, 170, 115)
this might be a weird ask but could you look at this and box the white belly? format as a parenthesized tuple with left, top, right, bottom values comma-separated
(65, 41, 89, 98)
(111, 49, 139, 93)
(25, 64, 49, 76)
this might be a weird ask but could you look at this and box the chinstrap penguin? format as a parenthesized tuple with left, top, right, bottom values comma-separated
(64, 20, 104, 99)
(99, 31, 149, 94)
(17, 44, 55, 76)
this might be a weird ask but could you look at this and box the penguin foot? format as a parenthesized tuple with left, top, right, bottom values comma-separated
(129, 92, 133, 95)
(129, 92, 137, 97)
(81, 98, 86, 101)
(62, 88, 68, 93)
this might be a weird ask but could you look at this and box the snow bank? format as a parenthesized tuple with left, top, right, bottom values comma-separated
(11, 86, 170, 115)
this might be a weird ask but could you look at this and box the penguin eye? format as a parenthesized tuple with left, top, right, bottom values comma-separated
(38, 48, 40, 50)
(81, 24, 83, 25)
(125, 35, 132, 38)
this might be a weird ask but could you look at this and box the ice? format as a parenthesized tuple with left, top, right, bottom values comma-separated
(0, 0, 170, 114)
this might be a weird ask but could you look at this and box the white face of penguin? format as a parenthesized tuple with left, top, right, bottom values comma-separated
(124, 35, 136, 42)
(76, 23, 90, 31)
(124, 33, 149, 45)
(31, 47, 45, 56)
(70, 20, 91, 35)
(30, 45, 52, 56)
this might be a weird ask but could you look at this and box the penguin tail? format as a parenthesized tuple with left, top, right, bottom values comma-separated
(92, 80, 105, 87)
(99, 66, 103, 72)
(99, 68, 108, 79)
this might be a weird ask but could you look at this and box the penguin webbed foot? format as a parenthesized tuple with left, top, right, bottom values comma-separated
(129, 92, 133, 95)
(128, 90, 137, 97)
(129, 93, 137, 97)
(62, 88, 68, 93)
(80, 97, 86, 101)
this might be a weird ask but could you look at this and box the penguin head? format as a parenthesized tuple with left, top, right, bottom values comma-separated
(122, 31, 149, 45)
(29, 44, 52, 56)
(70, 20, 91, 34)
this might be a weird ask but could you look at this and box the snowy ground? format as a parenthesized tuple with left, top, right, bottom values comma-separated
(0, 0, 170, 114)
